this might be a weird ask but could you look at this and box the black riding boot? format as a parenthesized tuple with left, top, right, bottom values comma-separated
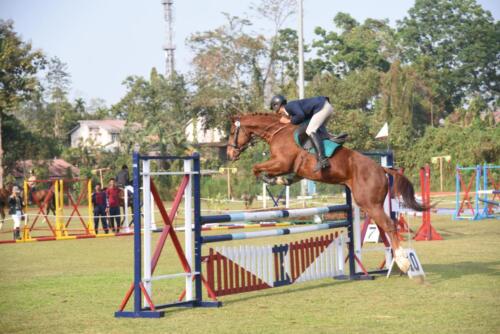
(310, 132, 330, 172)
(14, 228, 21, 240)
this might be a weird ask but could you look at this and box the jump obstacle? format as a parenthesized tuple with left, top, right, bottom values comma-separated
(0, 179, 135, 244)
(454, 164, 499, 220)
(115, 151, 373, 318)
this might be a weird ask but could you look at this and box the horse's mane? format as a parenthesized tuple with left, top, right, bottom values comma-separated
(235, 112, 280, 119)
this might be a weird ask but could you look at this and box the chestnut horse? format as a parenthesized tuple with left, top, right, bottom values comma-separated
(0, 185, 13, 230)
(32, 189, 56, 216)
(226, 113, 427, 273)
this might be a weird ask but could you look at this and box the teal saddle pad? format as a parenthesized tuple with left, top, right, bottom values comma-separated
(293, 130, 343, 158)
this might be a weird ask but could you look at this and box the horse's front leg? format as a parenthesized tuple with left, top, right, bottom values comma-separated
(252, 159, 285, 177)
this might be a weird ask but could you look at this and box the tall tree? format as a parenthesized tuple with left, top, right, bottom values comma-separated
(44, 56, 73, 139)
(188, 14, 266, 128)
(0, 20, 45, 185)
(398, 0, 499, 109)
(312, 13, 396, 76)
(112, 69, 189, 156)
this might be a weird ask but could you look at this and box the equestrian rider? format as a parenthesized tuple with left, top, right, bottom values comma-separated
(270, 95, 334, 171)
(8, 186, 24, 240)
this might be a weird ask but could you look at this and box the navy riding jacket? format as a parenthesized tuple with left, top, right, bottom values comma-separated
(284, 96, 329, 125)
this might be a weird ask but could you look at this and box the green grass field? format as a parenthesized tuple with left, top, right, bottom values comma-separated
(0, 214, 499, 334)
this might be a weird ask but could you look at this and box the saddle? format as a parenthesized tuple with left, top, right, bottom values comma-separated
(294, 123, 348, 158)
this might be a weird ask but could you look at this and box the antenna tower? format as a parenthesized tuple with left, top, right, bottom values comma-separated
(162, 0, 175, 78)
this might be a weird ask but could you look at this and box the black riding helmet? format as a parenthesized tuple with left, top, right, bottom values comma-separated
(269, 95, 287, 112)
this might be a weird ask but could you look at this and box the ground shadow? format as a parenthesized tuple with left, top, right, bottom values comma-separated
(424, 260, 500, 282)
(219, 278, 357, 306)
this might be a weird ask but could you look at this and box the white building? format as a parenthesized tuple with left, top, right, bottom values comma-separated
(69, 120, 127, 151)
(185, 117, 225, 144)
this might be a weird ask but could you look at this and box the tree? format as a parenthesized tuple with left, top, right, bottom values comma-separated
(112, 69, 189, 156)
(44, 56, 73, 139)
(188, 14, 267, 129)
(312, 13, 396, 76)
(398, 0, 500, 109)
(0, 20, 46, 185)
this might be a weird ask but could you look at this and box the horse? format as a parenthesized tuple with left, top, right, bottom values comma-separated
(226, 113, 428, 273)
(0, 184, 13, 230)
(31, 188, 56, 216)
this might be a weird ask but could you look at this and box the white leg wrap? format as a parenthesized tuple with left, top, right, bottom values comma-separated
(394, 247, 410, 273)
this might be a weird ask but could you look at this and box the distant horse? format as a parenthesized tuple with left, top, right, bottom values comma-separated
(227, 113, 428, 273)
(241, 193, 255, 209)
(0, 184, 13, 230)
(31, 188, 56, 216)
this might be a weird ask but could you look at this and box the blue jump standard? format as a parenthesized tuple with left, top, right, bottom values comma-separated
(201, 220, 350, 244)
(200, 204, 350, 224)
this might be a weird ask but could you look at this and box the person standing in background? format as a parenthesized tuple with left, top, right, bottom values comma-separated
(8, 186, 24, 240)
(116, 165, 129, 187)
(105, 178, 121, 233)
(92, 183, 108, 234)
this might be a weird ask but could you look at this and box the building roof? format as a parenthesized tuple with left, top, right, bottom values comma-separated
(69, 120, 127, 134)
(13, 159, 80, 179)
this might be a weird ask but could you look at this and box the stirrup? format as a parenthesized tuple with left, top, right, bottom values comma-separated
(328, 132, 348, 144)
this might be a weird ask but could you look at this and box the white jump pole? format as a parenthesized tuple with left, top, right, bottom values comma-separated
(142, 160, 152, 300)
(183, 159, 194, 301)
(150, 193, 157, 230)
(123, 188, 130, 232)
(381, 156, 393, 268)
(353, 203, 362, 273)
(285, 185, 290, 208)
(262, 183, 267, 208)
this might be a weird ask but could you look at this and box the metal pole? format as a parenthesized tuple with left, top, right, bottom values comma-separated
(345, 186, 356, 278)
(143, 160, 152, 299)
(132, 150, 142, 314)
(193, 153, 203, 303)
(227, 170, 231, 200)
(439, 157, 444, 192)
(184, 159, 193, 301)
(298, 0, 307, 197)
(454, 166, 460, 219)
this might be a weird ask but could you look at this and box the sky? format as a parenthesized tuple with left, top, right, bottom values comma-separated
(2, 0, 499, 106)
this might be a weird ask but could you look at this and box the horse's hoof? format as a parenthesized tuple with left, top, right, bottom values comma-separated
(394, 248, 410, 273)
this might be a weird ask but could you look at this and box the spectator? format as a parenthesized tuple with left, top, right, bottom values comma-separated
(91, 183, 108, 234)
(106, 178, 121, 232)
(8, 186, 24, 240)
(116, 165, 129, 188)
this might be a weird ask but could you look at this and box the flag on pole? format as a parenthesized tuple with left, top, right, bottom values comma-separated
(375, 122, 388, 139)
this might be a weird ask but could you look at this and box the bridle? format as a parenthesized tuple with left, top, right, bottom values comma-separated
(229, 117, 289, 154)
(229, 119, 255, 153)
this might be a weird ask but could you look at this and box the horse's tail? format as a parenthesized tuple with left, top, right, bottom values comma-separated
(382, 167, 429, 212)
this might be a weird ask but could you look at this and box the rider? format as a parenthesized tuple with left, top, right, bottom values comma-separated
(270, 95, 339, 171)
(8, 186, 24, 240)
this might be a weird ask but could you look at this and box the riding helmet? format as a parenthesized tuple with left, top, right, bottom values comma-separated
(269, 95, 287, 112)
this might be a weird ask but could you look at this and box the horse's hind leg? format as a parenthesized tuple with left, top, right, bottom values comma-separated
(364, 206, 410, 273)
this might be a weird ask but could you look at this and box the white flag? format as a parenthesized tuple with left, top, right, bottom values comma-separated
(375, 122, 388, 139)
